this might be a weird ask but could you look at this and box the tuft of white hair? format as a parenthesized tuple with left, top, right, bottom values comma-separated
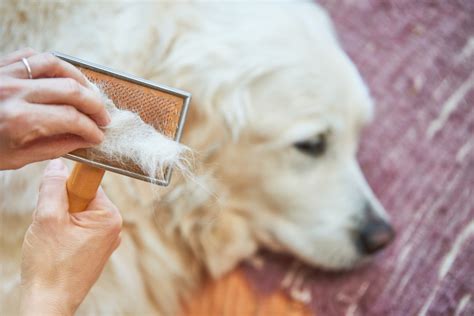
(90, 82, 191, 182)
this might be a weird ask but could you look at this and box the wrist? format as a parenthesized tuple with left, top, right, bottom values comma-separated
(20, 286, 78, 316)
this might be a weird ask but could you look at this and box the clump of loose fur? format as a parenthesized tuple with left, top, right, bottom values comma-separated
(90, 82, 190, 181)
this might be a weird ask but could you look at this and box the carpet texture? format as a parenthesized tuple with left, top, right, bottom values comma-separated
(243, 1, 474, 315)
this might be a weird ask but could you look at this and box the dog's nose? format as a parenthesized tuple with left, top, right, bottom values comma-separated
(358, 219, 394, 255)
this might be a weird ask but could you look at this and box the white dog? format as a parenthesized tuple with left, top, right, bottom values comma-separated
(0, 1, 394, 314)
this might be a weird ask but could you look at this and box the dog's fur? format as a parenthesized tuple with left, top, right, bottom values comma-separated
(0, 1, 390, 315)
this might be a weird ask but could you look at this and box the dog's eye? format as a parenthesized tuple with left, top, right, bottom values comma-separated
(294, 134, 327, 157)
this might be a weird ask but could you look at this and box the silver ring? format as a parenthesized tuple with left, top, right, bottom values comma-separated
(21, 57, 33, 79)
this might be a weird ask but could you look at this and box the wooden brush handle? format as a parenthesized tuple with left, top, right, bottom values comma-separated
(67, 163, 105, 213)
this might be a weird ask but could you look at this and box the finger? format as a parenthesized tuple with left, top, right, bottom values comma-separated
(11, 103, 104, 147)
(88, 187, 119, 215)
(23, 77, 110, 126)
(72, 186, 122, 233)
(12, 134, 95, 169)
(35, 159, 69, 221)
(0, 52, 89, 86)
(0, 48, 38, 67)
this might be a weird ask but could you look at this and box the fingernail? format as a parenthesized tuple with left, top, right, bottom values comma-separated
(96, 113, 111, 128)
(47, 159, 65, 170)
(94, 131, 105, 144)
(104, 113, 111, 126)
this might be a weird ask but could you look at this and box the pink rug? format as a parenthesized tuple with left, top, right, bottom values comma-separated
(243, 1, 474, 315)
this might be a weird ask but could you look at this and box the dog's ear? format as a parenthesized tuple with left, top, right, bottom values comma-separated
(182, 207, 258, 279)
(202, 211, 257, 278)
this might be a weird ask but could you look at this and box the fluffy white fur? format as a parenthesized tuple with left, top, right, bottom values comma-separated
(92, 83, 189, 180)
(0, 1, 391, 315)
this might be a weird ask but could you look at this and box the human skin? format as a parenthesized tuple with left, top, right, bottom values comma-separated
(0, 49, 121, 314)
(0, 48, 110, 170)
(20, 159, 122, 316)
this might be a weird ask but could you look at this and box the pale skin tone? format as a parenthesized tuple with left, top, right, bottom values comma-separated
(0, 49, 122, 315)
(0, 48, 110, 169)
(21, 159, 122, 316)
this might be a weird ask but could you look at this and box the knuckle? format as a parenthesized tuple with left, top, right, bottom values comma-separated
(1, 105, 30, 147)
(0, 78, 23, 100)
(36, 212, 61, 226)
(64, 78, 85, 102)
(106, 211, 123, 235)
(40, 175, 67, 192)
(12, 135, 29, 148)
(42, 52, 60, 71)
(41, 175, 67, 190)
(64, 78, 82, 99)
(9, 113, 33, 146)
(64, 105, 80, 122)
(28, 121, 48, 139)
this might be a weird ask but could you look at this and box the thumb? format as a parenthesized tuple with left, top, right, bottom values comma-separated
(35, 159, 70, 221)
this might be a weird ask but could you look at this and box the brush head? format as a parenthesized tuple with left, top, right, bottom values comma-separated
(54, 52, 191, 186)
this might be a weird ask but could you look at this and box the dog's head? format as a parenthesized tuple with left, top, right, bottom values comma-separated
(220, 62, 393, 270)
(158, 3, 394, 277)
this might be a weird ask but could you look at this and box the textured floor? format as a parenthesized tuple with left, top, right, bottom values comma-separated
(241, 1, 474, 315)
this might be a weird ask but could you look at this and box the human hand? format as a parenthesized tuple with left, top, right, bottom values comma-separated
(20, 159, 122, 316)
(0, 48, 110, 170)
